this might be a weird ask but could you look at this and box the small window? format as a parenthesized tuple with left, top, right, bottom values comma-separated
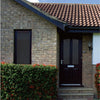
(14, 30, 31, 64)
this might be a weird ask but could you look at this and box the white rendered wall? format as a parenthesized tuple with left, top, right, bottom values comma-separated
(92, 33, 100, 64)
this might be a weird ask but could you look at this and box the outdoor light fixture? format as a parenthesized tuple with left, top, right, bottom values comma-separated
(88, 41, 92, 51)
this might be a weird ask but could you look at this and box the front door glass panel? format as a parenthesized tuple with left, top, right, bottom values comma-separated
(63, 39, 70, 64)
(72, 39, 79, 65)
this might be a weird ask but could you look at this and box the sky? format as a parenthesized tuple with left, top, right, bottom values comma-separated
(27, 0, 100, 4)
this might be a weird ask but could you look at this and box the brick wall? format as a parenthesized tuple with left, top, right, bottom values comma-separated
(1, 0, 57, 65)
(82, 34, 99, 98)
(82, 34, 93, 88)
(93, 65, 97, 98)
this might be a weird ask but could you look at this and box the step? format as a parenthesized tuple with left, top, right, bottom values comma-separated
(58, 87, 94, 94)
(59, 87, 93, 91)
(57, 98, 92, 100)
(59, 93, 94, 96)
(58, 87, 94, 100)
(58, 94, 94, 100)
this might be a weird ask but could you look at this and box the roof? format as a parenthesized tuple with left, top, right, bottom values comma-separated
(33, 3, 100, 27)
(14, 0, 100, 32)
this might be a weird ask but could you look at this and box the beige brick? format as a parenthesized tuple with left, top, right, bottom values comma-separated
(1, 0, 57, 65)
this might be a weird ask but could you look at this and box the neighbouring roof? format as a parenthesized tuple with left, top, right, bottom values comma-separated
(14, 0, 100, 32)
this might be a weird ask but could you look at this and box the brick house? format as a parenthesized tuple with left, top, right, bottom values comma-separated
(1, 0, 100, 99)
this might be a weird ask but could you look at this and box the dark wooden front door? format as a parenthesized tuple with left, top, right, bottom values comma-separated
(59, 35, 82, 86)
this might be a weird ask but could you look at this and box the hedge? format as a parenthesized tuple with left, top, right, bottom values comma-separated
(95, 63, 100, 99)
(1, 63, 57, 100)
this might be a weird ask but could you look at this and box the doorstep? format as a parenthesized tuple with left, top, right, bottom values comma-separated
(58, 87, 94, 100)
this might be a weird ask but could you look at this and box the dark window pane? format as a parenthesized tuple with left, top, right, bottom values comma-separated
(72, 39, 79, 64)
(63, 39, 70, 64)
(15, 30, 31, 64)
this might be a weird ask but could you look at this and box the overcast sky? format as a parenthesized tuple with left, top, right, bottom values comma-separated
(27, 0, 100, 4)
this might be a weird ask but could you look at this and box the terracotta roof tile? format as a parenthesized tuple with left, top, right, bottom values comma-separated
(32, 3, 100, 27)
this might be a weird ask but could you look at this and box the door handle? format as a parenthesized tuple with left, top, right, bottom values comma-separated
(61, 60, 64, 64)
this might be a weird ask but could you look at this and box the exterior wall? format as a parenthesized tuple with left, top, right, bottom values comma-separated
(82, 33, 100, 98)
(82, 34, 93, 88)
(1, 0, 57, 65)
(93, 65, 97, 98)
(92, 33, 100, 98)
(82, 34, 98, 97)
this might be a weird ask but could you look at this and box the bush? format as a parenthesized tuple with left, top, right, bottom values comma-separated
(95, 63, 100, 99)
(1, 63, 57, 100)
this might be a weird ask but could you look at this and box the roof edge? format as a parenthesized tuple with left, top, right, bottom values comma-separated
(14, 0, 66, 31)
(67, 26, 100, 30)
(65, 26, 100, 33)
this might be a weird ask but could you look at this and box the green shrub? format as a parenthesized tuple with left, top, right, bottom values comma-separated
(1, 63, 57, 100)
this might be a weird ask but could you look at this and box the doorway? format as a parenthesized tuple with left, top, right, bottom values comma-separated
(59, 34, 82, 86)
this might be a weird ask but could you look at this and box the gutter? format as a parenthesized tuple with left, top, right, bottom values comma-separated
(66, 26, 100, 33)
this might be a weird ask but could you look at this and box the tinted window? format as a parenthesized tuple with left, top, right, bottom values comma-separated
(14, 30, 31, 64)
